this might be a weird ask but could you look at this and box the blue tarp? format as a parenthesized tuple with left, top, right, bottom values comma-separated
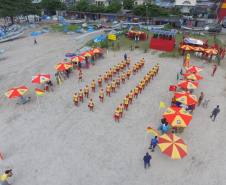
(88, 28, 94, 32)
(93, 36, 106, 42)
(62, 29, 69, 32)
(150, 30, 178, 36)
(31, 31, 44, 36)
(1, 30, 4, 38)
(59, 17, 64, 21)
(65, 53, 76, 57)
(62, 22, 68, 26)
(75, 29, 81, 33)
(88, 26, 93, 29)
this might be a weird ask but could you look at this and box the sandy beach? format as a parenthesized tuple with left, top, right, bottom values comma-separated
(0, 21, 226, 185)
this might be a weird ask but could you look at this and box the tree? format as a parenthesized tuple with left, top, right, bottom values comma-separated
(170, 6, 182, 16)
(123, 0, 134, 10)
(105, 2, 122, 13)
(42, 0, 65, 12)
(68, 0, 89, 12)
(19, 0, 41, 21)
(132, 5, 146, 17)
(86, 4, 105, 13)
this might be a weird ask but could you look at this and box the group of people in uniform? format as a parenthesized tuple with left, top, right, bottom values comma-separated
(114, 63, 159, 122)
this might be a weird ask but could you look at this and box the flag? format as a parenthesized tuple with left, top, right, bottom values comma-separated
(107, 48, 109, 54)
(58, 75, 62, 85)
(35, 88, 45, 95)
(159, 101, 165, 108)
(147, 127, 160, 136)
(169, 85, 177, 92)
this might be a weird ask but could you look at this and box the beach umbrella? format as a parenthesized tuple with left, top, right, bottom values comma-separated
(55, 63, 72, 70)
(31, 74, 50, 84)
(178, 80, 199, 89)
(158, 134, 187, 159)
(163, 107, 192, 127)
(81, 52, 95, 57)
(175, 91, 198, 106)
(183, 73, 203, 81)
(193, 47, 205, 52)
(137, 31, 144, 34)
(90, 48, 103, 53)
(4, 86, 29, 98)
(205, 49, 218, 54)
(71, 56, 85, 63)
(65, 53, 76, 57)
(187, 66, 203, 73)
(181, 45, 194, 51)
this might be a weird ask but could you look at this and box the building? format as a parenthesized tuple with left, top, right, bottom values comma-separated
(194, 1, 214, 18)
(175, 0, 197, 15)
(32, 0, 41, 3)
(219, 0, 226, 21)
(134, 0, 148, 5)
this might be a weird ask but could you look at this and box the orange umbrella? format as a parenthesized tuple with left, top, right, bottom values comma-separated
(90, 48, 103, 53)
(193, 47, 205, 52)
(158, 134, 187, 159)
(55, 63, 72, 70)
(31, 74, 50, 84)
(187, 66, 203, 73)
(4, 86, 29, 98)
(175, 91, 198, 106)
(205, 49, 218, 54)
(183, 73, 203, 80)
(81, 52, 95, 57)
(181, 45, 194, 51)
(71, 56, 85, 63)
(178, 80, 199, 89)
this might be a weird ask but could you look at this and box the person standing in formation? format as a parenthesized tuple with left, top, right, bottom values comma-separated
(118, 103, 123, 117)
(106, 84, 111, 97)
(147, 72, 151, 83)
(84, 85, 89, 98)
(89, 99, 94, 112)
(108, 68, 112, 81)
(78, 71, 82, 83)
(78, 89, 83, 103)
(127, 68, 131, 80)
(134, 86, 139, 99)
(138, 81, 142, 94)
(116, 76, 121, 88)
(156, 63, 159, 73)
(74, 93, 79, 107)
(124, 95, 129, 111)
(113, 65, 117, 77)
(123, 60, 127, 70)
(111, 80, 116, 93)
(104, 72, 109, 83)
(139, 60, 142, 69)
(114, 108, 120, 122)
(126, 57, 130, 67)
(142, 78, 146, 90)
(99, 89, 104, 103)
(121, 72, 126, 84)
(145, 74, 149, 86)
(136, 62, 140, 72)
(91, 80, 96, 92)
(133, 64, 136, 75)
(98, 75, 102, 87)
(120, 61, 124, 72)
(116, 63, 120, 74)
(128, 90, 133, 104)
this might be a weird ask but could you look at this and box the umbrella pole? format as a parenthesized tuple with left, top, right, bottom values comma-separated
(36, 94, 40, 110)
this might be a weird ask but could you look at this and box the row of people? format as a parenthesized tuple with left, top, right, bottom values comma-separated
(114, 64, 160, 122)
(132, 59, 145, 75)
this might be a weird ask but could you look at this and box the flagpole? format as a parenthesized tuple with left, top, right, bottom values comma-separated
(36, 94, 40, 110)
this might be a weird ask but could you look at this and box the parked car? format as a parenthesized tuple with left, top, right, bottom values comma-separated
(208, 26, 222, 33)
(221, 17, 226, 28)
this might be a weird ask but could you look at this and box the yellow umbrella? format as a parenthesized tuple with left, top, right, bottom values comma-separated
(181, 45, 194, 51)
(55, 63, 72, 70)
(4, 86, 29, 98)
(205, 49, 218, 54)
(193, 47, 205, 52)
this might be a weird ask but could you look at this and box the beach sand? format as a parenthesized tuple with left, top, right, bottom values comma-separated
(0, 22, 226, 185)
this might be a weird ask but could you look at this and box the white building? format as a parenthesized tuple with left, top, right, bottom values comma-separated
(32, 0, 41, 3)
(175, 0, 197, 15)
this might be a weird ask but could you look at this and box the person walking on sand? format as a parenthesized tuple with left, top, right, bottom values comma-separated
(127, 68, 131, 80)
(0, 169, 13, 185)
(143, 152, 152, 168)
(124, 53, 127, 60)
(124, 95, 129, 111)
(91, 80, 96, 92)
(202, 59, 206, 68)
(128, 90, 133, 104)
(126, 57, 130, 67)
(142, 78, 146, 90)
(74, 93, 79, 107)
(114, 107, 120, 122)
(116, 63, 120, 74)
(113, 65, 116, 77)
(121, 72, 126, 84)
(34, 37, 37, 45)
(120, 61, 124, 72)
(99, 89, 104, 103)
(78, 89, 83, 103)
(123, 60, 127, 70)
(149, 136, 158, 152)
(116, 76, 121, 88)
(84, 85, 89, 98)
(108, 68, 112, 81)
(138, 81, 143, 94)
(98, 75, 102, 87)
(197, 92, 204, 106)
(88, 99, 94, 112)
(212, 65, 217, 77)
(106, 84, 111, 97)
(210, 105, 220, 121)
(118, 103, 123, 117)
(104, 72, 108, 83)
(133, 64, 136, 75)
(134, 86, 139, 99)
(111, 80, 116, 93)
(78, 71, 82, 83)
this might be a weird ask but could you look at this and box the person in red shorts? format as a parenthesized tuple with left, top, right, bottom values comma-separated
(99, 89, 104, 103)
(89, 99, 94, 112)
(98, 75, 102, 87)
(78, 71, 82, 83)
(145, 74, 149, 85)
(127, 68, 131, 80)
(120, 61, 124, 72)
(106, 84, 111, 97)
(74, 93, 78, 107)
(124, 95, 129, 111)
(108, 68, 112, 80)
(121, 72, 126, 84)
(129, 90, 133, 104)
(136, 62, 140, 72)
(84, 85, 89, 98)
(114, 107, 120, 122)
(141, 58, 145, 67)
(113, 65, 117, 77)
(123, 60, 127, 70)
(78, 89, 83, 103)
(139, 61, 142, 69)
(156, 63, 159, 73)
(139, 81, 143, 94)
(134, 86, 139, 99)
(150, 70, 154, 79)
(142, 78, 146, 90)
(104, 72, 108, 83)
(118, 103, 123, 117)
(111, 80, 116, 93)
(116, 76, 121, 88)
(153, 67, 157, 76)
(91, 80, 96, 92)
(126, 57, 130, 67)
(147, 73, 151, 83)
(133, 64, 136, 75)
(116, 63, 120, 74)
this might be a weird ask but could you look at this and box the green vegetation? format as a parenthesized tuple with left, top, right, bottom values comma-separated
(170, 7, 182, 17)
(50, 24, 83, 32)
(162, 24, 173, 30)
(123, 0, 134, 10)
(41, 0, 65, 11)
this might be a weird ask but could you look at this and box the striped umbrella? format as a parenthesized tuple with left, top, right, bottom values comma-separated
(4, 86, 29, 98)
(205, 49, 218, 54)
(31, 73, 50, 84)
(158, 134, 187, 159)
(193, 47, 205, 52)
(178, 80, 199, 89)
(55, 63, 72, 70)
(81, 52, 95, 57)
(90, 48, 103, 53)
(175, 91, 198, 106)
(181, 45, 194, 51)
(71, 56, 85, 63)
(183, 73, 203, 81)
(187, 66, 203, 73)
